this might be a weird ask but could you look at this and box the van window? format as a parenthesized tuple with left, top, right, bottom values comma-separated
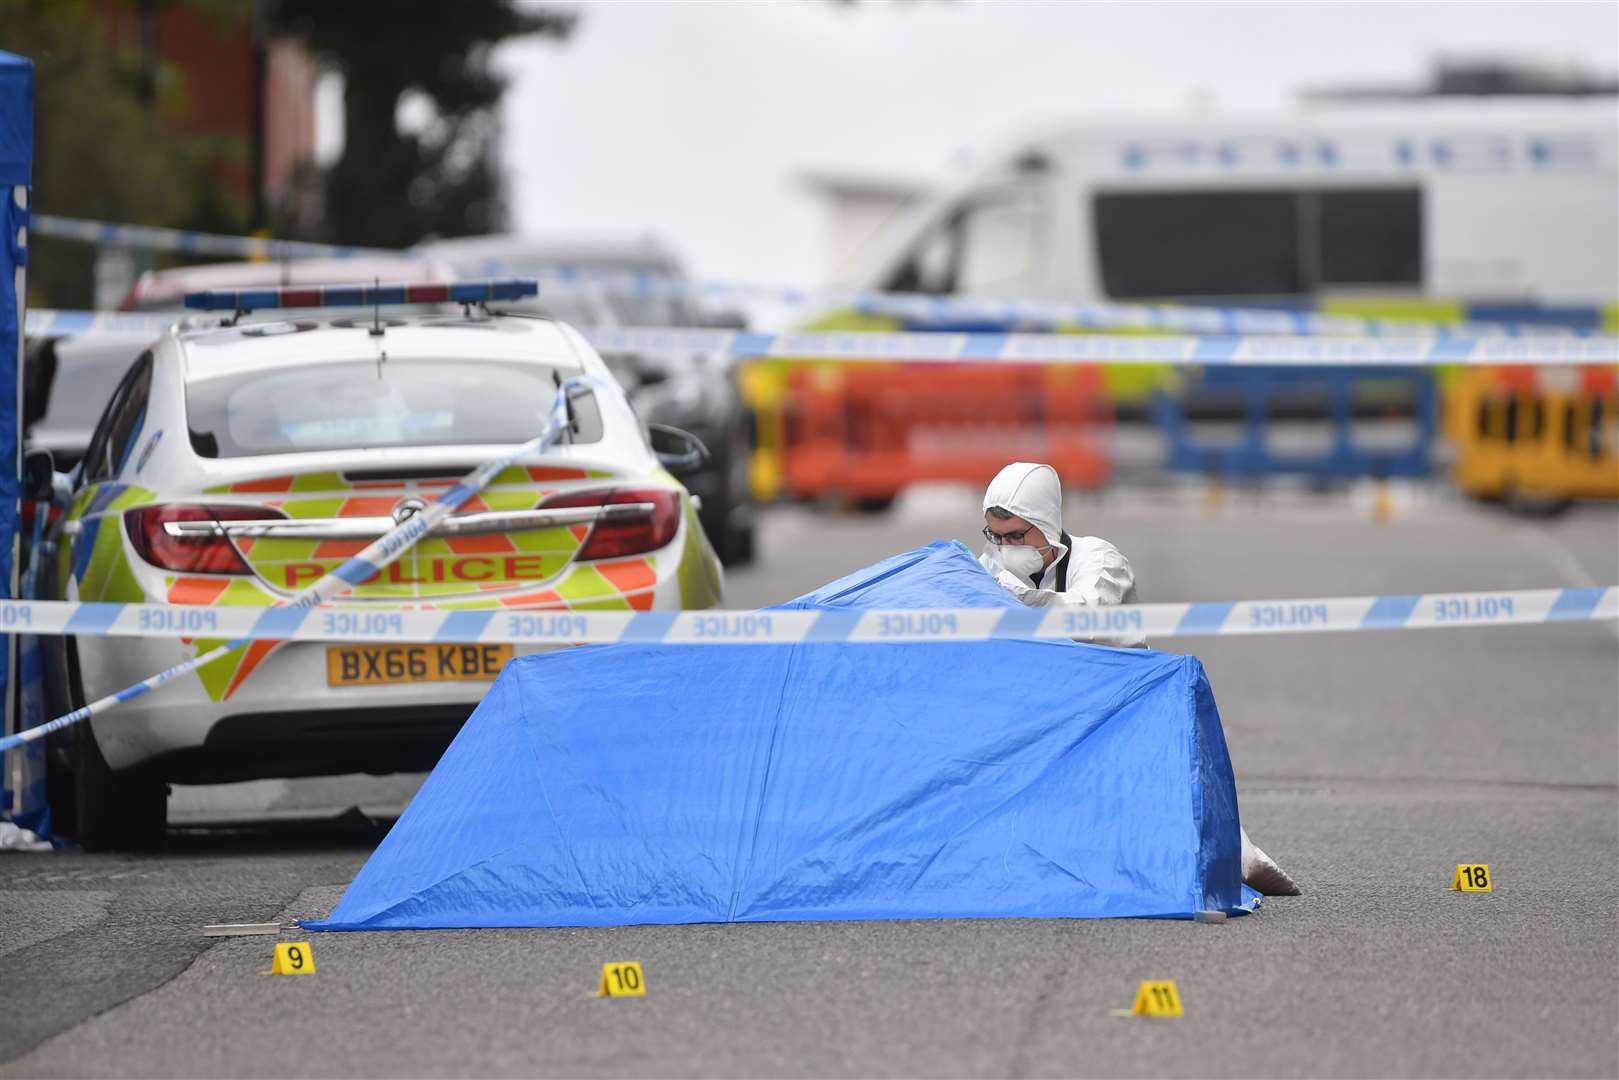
(1094, 190, 1299, 298)
(1315, 189, 1423, 286)
(1092, 187, 1422, 299)
(885, 189, 1044, 297)
(956, 192, 1042, 296)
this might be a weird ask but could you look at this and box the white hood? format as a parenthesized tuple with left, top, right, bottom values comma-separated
(982, 462, 1067, 559)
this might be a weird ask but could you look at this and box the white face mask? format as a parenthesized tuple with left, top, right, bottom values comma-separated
(998, 545, 1048, 579)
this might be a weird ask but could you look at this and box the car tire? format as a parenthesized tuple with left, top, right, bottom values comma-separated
(56, 642, 167, 852)
(722, 516, 756, 566)
(73, 720, 167, 852)
(701, 499, 752, 567)
(852, 495, 896, 514)
(701, 426, 758, 567)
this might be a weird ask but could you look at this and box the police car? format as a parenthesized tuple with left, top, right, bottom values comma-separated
(35, 280, 723, 850)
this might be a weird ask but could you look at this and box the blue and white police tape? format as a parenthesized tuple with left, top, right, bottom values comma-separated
(0, 379, 596, 757)
(30, 213, 389, 261)
(0, 586, 1607, 653)
(538, 272, 1597, 340)
(582, 328, 1619, 366)
(32, 213, 1604, 339)
(22, 310, 1619, 366)
(818, 289, 1602, 339)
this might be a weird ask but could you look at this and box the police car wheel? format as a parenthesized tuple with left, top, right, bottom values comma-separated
(61, 642, 168, 852)
(71, 722, 167, 852)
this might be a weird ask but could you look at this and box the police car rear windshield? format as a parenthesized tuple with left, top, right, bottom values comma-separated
(185, 357, 602, 459)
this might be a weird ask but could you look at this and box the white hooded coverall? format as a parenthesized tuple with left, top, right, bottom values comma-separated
(978, 462, 1143, 645)
(980, 462, 1299, 896)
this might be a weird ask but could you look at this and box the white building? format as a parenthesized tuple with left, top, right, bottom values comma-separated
(797, 170, 930, 287)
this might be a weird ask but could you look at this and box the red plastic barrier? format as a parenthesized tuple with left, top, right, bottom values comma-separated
(781, 363, 1111, 502)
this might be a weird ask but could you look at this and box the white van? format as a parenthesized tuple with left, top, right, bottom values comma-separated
(847, 99, 1619, 318)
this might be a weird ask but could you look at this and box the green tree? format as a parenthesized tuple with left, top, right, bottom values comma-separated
(273, 1, 575, 249)
(3, 0, 249, 306)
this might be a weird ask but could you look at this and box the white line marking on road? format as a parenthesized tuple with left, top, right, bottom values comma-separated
(1513, 522, 1619, 640)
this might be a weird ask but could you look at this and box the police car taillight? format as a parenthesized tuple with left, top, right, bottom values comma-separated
(541, 488, 681, 560)
(126, 504, 284, 575)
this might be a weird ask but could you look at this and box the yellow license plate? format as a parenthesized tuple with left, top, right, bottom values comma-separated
(325, 644, 514, 688)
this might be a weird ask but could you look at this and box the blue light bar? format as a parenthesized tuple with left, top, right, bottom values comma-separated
(182, 278, 540, 312)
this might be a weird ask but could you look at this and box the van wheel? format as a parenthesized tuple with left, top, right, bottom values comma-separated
(57, 643, 167, 851)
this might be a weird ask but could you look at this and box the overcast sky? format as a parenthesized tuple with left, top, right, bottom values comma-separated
(494, 1, 1619, 288)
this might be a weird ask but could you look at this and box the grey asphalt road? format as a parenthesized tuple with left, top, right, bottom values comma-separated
(2, 486, 1615, 1079)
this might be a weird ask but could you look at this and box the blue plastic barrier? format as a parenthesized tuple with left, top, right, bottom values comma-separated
(1154, 366, 1438, 480)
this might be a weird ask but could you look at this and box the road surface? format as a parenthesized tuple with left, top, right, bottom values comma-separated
(3, 485, 1615, 1078)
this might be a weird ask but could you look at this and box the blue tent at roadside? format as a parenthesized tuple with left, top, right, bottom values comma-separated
(309, 541, 1257, 931)
(0, 52, 32, 827)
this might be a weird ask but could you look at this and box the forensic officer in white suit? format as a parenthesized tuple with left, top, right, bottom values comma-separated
(979, 461, 1300, 896)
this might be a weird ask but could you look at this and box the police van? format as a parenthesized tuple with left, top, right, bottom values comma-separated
(747, 98, 1618, 505)
(848, 98, 1618, 322)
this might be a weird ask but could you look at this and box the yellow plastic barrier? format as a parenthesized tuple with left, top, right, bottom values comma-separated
(1447, 366, 1619, 503)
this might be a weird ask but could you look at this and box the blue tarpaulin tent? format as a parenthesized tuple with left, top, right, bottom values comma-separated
(309, 542, 1257, 931)
(0, 52, 32, 825)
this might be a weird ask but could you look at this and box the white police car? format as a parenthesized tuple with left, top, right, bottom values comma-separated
(36, 279, 723, 850)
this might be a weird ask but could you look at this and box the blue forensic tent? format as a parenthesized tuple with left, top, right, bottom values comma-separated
(0, 53, 32, 825)
(309, 541, 1257, 931)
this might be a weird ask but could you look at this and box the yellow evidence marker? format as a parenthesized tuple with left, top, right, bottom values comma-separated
(598, 961, 645, 997)
(264, 942, 316, 976)
(1452, 864, 1493, 892)
(1129, 980, 1183, 1017)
